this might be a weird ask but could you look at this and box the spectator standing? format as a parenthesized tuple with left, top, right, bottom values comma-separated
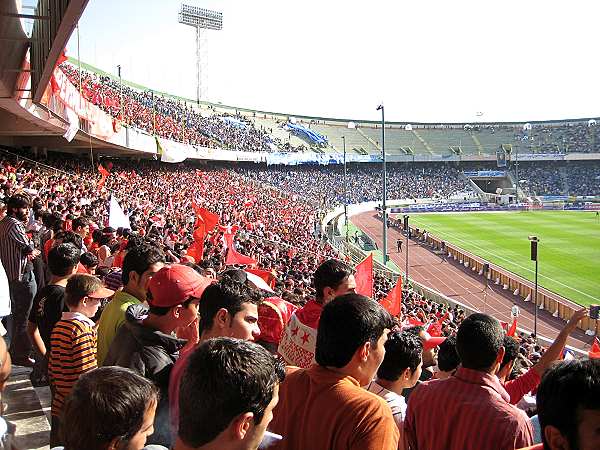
(173, 338, 285, 450)
(27, 243, 80, 386)
(434, 335, 460, 379)
(0, 194, 40, 367)
(497, 308, 587, 405)
(96, 243, 165, 364)
(53, 366, 163, 450)
(366, 330, 423, 442)
(48, 274, 114, 447)
(103, 264, 209, 447)
(278, 259, 355, 368)
(168, 276, 261, 435)
(527, 359, 600, 450)
(405, 313, 534, 450)
(269, 294, 399, 450)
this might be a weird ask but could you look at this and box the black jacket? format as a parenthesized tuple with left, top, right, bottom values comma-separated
(103, 303, 185, 447)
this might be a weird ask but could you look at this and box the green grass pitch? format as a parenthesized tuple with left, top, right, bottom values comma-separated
(406, 211, 600, 306)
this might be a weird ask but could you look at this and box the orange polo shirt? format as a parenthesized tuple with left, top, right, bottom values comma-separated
(269, 365, 399, 450)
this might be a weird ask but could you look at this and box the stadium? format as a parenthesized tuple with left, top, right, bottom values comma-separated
(0, 1, 599, 449)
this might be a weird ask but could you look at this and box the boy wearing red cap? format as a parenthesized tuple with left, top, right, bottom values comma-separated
(103, 264, 212, 448)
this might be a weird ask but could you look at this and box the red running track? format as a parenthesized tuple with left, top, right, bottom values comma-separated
(352, 211, 593, 351)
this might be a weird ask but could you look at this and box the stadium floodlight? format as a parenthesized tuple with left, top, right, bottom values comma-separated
(403, 215, 410, 283)
(377, 104, 388, 266)
(528, 235, 540, 339)
(178, 4, 223, 103)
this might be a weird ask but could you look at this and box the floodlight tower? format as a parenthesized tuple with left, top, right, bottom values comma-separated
(178, 4, 223, 103)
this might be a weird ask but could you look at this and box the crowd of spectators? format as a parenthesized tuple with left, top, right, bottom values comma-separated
(237, 163, 470, 207)
(60, 63, 274, 152)
(0, 151, 598, 450)
(517, 162, 600, 196)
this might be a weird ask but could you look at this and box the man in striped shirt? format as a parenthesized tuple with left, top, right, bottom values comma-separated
(405, 313, 534, 450)
(48, 274, 114, 448)
(0, 194, 39, 366)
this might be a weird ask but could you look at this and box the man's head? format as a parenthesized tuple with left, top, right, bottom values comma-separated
(178, 338, 285, 450)
(314, 259, 356, 304)
(72, 216, 90, 239)
(6, 193, 30, 222)
(537, 359, 600, 450)
(315, 293, 393, 385)
(376, 330, 423, 389)
(437, 335, 460, 378)
(405, 326, 445, 369)
(121, 243, 165, 302)
(198, 277, 261, 341)
(456, 313, 505, 373)
(47, 243, 80, 278)
(53, 230, 84, 252)
(497, 336, 520, 380)
(80, 251, 99, 274)
(65, 274, 114, 318)
(61, 366, 159, 450)
(147, 264, 212, 330)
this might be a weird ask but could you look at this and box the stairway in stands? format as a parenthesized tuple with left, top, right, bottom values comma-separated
(411, 130, 434, 154)
(558, 166, 570, 195)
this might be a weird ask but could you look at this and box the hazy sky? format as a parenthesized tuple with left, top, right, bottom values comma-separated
(66, 0, 600, 123)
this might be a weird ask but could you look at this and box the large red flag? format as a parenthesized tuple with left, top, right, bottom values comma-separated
(355, 253, 374, 298)
(97, 163, 110, 189)
(198, 207, 219, 232)
(590, 337, 600, 360)
(507, 318, 518, 337)
(379, 277, 402, 317)
(224, 232, 257, 266)
(428, 312, 450, 337)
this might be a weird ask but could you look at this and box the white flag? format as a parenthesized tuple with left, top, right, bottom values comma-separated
(63, 107, 79, 142)
(109, 196, 131, 230)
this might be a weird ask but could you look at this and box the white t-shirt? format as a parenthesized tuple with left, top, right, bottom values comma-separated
(366, 380, 407, 429)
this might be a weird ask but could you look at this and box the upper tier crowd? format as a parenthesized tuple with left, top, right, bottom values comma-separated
(0, 151, 598, 450)
(59, 64, 600, 156)
(60, 64, 274, 152)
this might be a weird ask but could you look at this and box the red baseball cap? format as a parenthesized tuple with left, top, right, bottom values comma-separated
(422, 331, 446, 350)
(148, 264, 212, 308)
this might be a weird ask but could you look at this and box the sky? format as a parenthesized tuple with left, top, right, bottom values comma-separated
(66, 0, 600, 123)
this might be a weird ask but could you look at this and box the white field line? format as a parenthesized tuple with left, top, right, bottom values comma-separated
(409, 219, 598, 302)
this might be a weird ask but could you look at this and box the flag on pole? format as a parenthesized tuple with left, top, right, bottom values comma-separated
(428, 311, 450, 337)
(507, 318, 518, 337)
(108, 196, 131, 230)
(379, 277, 402, 317)
(97, 164, 110, 188)
(354, 253, 373, 298)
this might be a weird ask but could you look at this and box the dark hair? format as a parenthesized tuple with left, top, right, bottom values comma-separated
(71, 216, 89, 231)
(377, 330, 423, 381)
(178, 338, 285, 447)
(54, 230, 83, 251)
(61, 367, 159, 450)
(124, 234, 144, 251)
(456, 313, 504, 371)
(315, 293, 393, 368)
(121, 243, 165, 285)
(537, 359, 600, 449)
(47, 243, 80, 277)
(314, 259, 354, 301)
(80, 251, 99, 268)
(437, 336, 461, 372)
(198, 277, 261, 331)
(500, 336, 520, 371)
(6, 194, 30, 212)
(64, 274, 106, 308)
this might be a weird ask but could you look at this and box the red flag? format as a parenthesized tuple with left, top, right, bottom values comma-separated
(198, 208, 219, 233)
(355, 254, 374, 298)
(428, 312, 449, 337)
(507, 318, 518, 337)
(379, 277, 402, 317)
(246, 268, 277, 289)
(224, 232, 257, 266)
(590, 337, 600, 360)
(98, 164, 110, 177)
(56, 50, 68, 66)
